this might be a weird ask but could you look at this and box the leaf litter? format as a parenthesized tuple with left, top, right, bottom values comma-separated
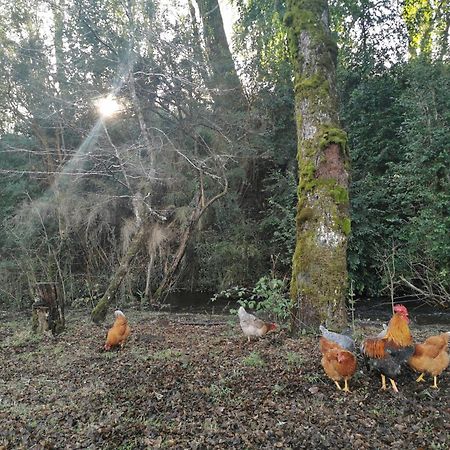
(0, 310, 448, 449)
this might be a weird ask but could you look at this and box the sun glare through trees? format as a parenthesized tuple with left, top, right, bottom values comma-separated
(95, 95, 122, 118)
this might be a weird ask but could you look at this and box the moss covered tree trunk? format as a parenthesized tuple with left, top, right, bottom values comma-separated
(195, 0, 246, 110)
(91, 225, 147, 323)
(286, 0, 350, 331)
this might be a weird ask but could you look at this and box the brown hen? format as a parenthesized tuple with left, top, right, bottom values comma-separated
(409, 332, 449, 388)
(319, 337, 357, 392)
(104, 310, 131, 351)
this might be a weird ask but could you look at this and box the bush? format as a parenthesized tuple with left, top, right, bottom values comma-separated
(213, 275, 290, 323)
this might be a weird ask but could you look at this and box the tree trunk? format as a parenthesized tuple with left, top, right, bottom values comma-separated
(52, 0, 68, 164)
(286, 0, 350, 332)
(32, 282, 65, 335)
(195, 0, 246, 110)
(91, 225, 147, 323)
(128, 69, 154, 167)
(144, 255, 154, 302)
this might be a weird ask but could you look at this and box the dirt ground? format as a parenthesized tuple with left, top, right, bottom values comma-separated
(0, 309, 449, 449)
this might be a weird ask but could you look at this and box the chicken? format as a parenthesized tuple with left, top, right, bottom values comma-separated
(408, 331, 449, 388)
(237, 306, 276, 342)
(104, 310, 131, 351)
(319, 324, 355, 352)
(319, 336, 357, 392)
(361, 304, 414, 393)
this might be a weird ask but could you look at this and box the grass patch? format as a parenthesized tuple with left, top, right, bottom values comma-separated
(303, 373, 322, 383)
(151, 348, 183, 360)
(208, 382, 232, 403)
(2, 329, 42, 348)
(242, 351, 265, 367)
(285, 351, 304, 367)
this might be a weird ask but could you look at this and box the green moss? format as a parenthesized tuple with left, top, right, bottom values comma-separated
(296, 111, 303, 134)
(297, 207, 314, 225)
(312, 179, 349, 205)
(290, 224, 348, 323)
(295, 74, 330, 97)
(318, 126, 348, 154)
(294, 74, 320, 93)
(298, 160, 315, 192)
(285, 1, 328, 36)
(329, 185, 349, 205)
(340, 217, 351, 235)
(296, 162, 350, 214)
(285, 0, 337, 71)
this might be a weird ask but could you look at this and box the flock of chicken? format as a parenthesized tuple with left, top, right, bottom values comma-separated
(104, 305, 449, 394)
(238, 304, 449, 393)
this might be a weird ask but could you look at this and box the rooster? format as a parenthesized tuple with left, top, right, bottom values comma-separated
(104, 310, 131, 351)
(319, 336, 357, 392)
(361, 304, 414, 393)
(408, 331, 449, 388)
(237, 306, 276, 342)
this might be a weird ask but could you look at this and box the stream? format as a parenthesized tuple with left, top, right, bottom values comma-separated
(159, 292, 450, 325)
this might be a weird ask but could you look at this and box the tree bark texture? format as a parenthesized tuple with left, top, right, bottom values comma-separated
(195, 0, 246, 110)
(91, 225, 147, 323)
(286, 0, 350, 331)
(32, 282, 65, 334)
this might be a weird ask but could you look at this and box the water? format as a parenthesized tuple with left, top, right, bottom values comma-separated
(155, 292, 234, 314)
(156, 293, 450, 325)
(354, 298, 450, 325)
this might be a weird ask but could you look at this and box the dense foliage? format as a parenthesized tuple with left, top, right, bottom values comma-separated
(343, 60, 450, 296)
(0, 0, 448, 309)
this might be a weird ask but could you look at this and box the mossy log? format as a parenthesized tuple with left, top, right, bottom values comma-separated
(32, 282, 64, 335)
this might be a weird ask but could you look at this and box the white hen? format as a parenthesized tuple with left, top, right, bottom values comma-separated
(238, 306, 276, 342)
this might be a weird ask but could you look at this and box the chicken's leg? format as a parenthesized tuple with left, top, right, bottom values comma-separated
(381, 374, 387, 390)
(389, 378, 399, 393)
(343, 379, 351, 393)
(415, 373, 425, 382)
(334, 381, 342, 390)
(431, 376, 439, 389)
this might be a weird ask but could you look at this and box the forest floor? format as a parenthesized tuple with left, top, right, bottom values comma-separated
(0, 309, 449, 449)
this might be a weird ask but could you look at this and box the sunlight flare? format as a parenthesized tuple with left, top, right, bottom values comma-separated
(95, 95, 121, 118)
